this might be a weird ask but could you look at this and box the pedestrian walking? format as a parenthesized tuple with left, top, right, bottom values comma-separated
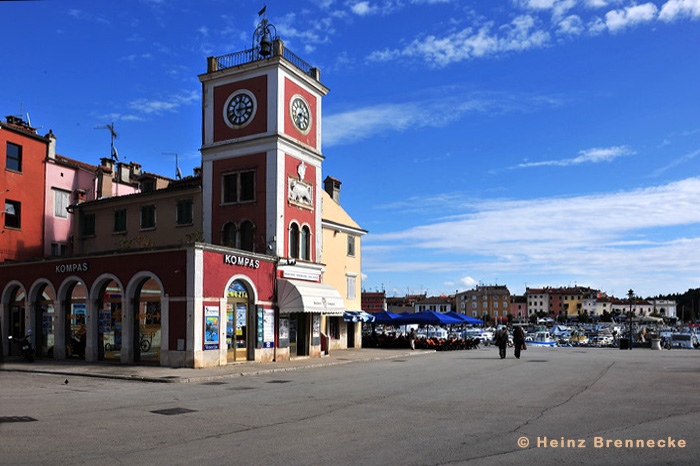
(513, 325, 526, 359)
(409, 328, 417, 350)
(495, 327, 508, 359)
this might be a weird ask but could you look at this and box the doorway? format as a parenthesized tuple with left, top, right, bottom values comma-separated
(8, 287, 25, 356)
(134, 278, 162, 364)
(347, 322, 356, 348)
(289, 313, 309, 357)
(226, 280, 252, 362)
(99, 281, 123, 361)
(34, 285, 56, 358)
(65, 282, 88, 360)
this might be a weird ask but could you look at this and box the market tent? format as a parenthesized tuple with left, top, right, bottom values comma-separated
(372, 310, 401, 324)
(445, 311, 483, 325)
(395, 310, 463, 325)
(343, 311, 376, 323)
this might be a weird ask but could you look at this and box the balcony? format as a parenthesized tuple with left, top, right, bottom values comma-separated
(208, 40, 319, 81)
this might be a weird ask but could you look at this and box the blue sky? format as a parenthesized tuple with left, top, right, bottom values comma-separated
(2, 0, 699, 298)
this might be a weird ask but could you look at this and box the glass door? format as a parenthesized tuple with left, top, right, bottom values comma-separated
(226, 302, 248, 361)
(235, 303, 247, 361)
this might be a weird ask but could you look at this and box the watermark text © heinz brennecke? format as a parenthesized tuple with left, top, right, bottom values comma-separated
(517, 436, 687, 449)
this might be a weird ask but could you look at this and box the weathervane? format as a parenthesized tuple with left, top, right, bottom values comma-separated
(95, 122, 119, 160)
(253, 6, 278, 58)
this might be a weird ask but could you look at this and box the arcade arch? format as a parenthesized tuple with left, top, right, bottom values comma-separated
(2, 282, 26, 357)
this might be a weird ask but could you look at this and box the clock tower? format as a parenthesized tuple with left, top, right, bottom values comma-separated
(199, 17, 329, 271)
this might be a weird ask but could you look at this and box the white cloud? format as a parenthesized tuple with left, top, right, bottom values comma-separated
(516, 0, 556, 9)
(510, 145, 634, 169)
(324, 90, 561, 146)
(516, 0, 576, 17)
(364, 177, 700, 294)
(275, 12, 333, 49)
(368, 15, 550, 67)
(350, 1, 377, 15)
(659, 0, 700, 21)
(97, 113, 144, 122)
(650, 149, 700, 177)
(557, 14, 584, 34)
(120, 53, 153, 63)
(460, 276, 478, 287)
(68, 9, 110, 24)
(605, 3, 658, 32)
(128, 90, 198, 116)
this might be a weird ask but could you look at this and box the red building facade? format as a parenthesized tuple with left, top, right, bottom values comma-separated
(1, 116, 49, 262)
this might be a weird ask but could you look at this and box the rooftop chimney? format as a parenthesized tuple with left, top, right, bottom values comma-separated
(323, 176, 341, 204)
(96, 163, 113, 199)
(5, 115, 37, 134)
(45, 130, 56, 160)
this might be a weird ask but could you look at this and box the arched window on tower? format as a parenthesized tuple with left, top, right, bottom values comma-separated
(222, 222, 236, 248)
(289, 223, 299, 259)
(300, 225, 311, 260)
(239, 220, 255, 252)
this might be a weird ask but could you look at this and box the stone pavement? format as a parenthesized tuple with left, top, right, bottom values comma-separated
(0, 347, 434, 383)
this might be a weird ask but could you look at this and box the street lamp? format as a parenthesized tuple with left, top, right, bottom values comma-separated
(628, 289, 634, 351)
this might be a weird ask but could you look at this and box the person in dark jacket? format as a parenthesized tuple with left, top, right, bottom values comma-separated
(513, 326, 526, 359)
(495, 327, 508, 359)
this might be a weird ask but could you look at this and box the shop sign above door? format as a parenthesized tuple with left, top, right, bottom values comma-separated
(223, 254, 260, 269)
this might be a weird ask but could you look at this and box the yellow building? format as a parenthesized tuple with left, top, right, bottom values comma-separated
(321, 177, 367, 350)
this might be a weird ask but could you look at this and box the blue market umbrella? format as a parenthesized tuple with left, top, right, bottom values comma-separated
(395, 310, 464, 325)
(445, 311, 483, 325)
(372, 310, 401, 325)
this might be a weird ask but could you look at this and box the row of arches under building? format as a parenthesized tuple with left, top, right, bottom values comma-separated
(1, 273, 166, 364)
(2, 272, 263, 365)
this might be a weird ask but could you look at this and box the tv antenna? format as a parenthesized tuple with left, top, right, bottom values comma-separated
(95, 122, 119, 160)
(163, 152, 182, 179)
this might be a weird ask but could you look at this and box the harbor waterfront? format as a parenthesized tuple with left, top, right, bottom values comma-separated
(1, 345, 698, 465)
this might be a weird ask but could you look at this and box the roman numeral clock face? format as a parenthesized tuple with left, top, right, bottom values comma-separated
(290, 95, 311, 134)
(224, 90, 256, 129)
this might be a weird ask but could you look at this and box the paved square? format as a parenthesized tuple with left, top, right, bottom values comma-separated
(1, 346, 698, 465)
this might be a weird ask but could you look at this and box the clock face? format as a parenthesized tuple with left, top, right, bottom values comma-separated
(224, 90, 256, 129)
(290, 96, 311, 134)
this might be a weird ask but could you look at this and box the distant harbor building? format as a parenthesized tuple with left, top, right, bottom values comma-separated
(510, 295, 527, 321)
(456, 285, 510, 323)
(415, 296, 452, 313)
(361, 291, 387, 314)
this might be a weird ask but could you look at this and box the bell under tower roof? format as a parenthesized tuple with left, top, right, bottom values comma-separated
(201, 14, 327, 93)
